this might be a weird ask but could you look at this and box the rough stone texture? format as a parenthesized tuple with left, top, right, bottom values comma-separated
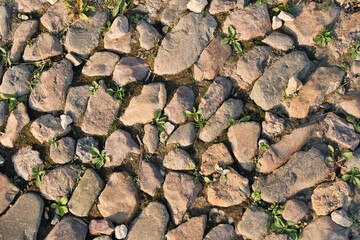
(194, 36, 232, 81)
(187, 0, 208, 13)
(115, 224, 128, 239)
(0, 103, 29, 148)
(68, 169, 104, 217)
(105, 129, 140, 167)
(0, 5, 10, 39)
(289, 67, 345, 118)
(338, 92, 360, 119)
(250, 51, 310, 111)
(16, 0, 47, 13)
(29, 59, 73, 112)
(199, 77, 232, 119)
(50, 137, 75, 164)
(120, 83, 166, 125)
(324, 112, 359, 150)
(167, 122, 196, 147)
(0, 193, 43, 240)
(166, 215, 207, 240)
(227, 122, 261, 171)
(262, 32, 294, 51)
(331, 209, 353, 227)
(204, 224, 235, 240)
(76, 137, 99, 163)
(113, 57, 149, 86)
(136, 20, 162, 50)
(97, 172, 140, 225)
(65, 52, 83, 66)
(0, 173, 19, 214)
(164, 172, 202, 224)
(161, 0, 189, 26)
(282, 199, 308, 223)
(30, 114, 71, 143)
(222, 4, 271, 41)
(163, 148, 195, 170)
(104, 31, 132, 54)
(253, 145, 331, 203)
(65, 85, 89, 122)
(209, 0, 236, 14)
(236, 206, 270, 240)
(81, 81, 121, 135)
(199, 98, 243, 142)
(82, 51, 120, 76)
(139, 161, 163, 197)
(127, 202, 169, 240)
(143, 124, 159, 154)
(301, 216, 348, 240)
(207, 168, 250, 207)
(12, 146, 43, 181)
(23, 33, 62, 61)
(154, 12, 217, 75)
(45, 217, 88, 240)
(0, 64, 30, 95)
(40, 1, 70, 34)
(108, 16, 128, 39)
(164, 86, 195, 124)
(89, 219, 114, 235)
(201, 143, 233, 176)
(41, 165, 78, 200)
(258, 124, 317, 173)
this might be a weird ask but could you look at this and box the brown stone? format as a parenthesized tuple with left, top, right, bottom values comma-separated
(201, 143, 233, 176)
(139, 161, 163, 197)
(0, 173, 19, 214)
(23, 33, 63, 61)
(40, 1, 70, 34)
(165, 215, 207, 240)
(282, 199, 308, 223)
(209, 0, 236, 14)
(301, 216, 348, 240)
(164, 86, 195, 124)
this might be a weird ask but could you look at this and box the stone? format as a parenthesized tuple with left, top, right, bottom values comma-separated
(199, 98, 244, 142)
(0, 193, 43, 240)
(289, 67, 344, 118)
(12, 146, 43, 181)
(167, 122, 196, 147)
(89, 219, 114, 235)
(136, 20, 162, 50)
(161, 0, 189, 26)
(282, 199, 308, 223)
(201, 143, 233, 176)
(187, 0, 207, 13)
(164, 172, 202, 224)
(209, 0, 236, 14)
(40, 1, 70, 34)
(163, 148, 196, 170)
(105, 129, 140, 167)
(50, 215, 60, 225)
(352, 60, 360, 74)
(227, 122, 261, 171)
(47, 0, 58, 4)
(65, 85, 90, 122)
(193, 36, 231, 81)
(265, 234, 288, 240)
(331, 209, 353, 227)
(0, 5, 10, 39)
(166, 215, 207, 240)
(50, 137, 75, 164)
(23, 33, 63, 61)
(154, 12, 217, 75)
(0, 103, 29, 148)
(76, 137, 99, 163)
(236, 206, 269, 240)
(262, 32, 294, 51)
(324, 112, 359, 150)
(278, 11, 295, 21)
(45, 217, 88, 240)
(258, 124, 317, 173)
(222, 4, 271, 41)
(29, 59, 73, 112)
(82, 51, 120, 76)
(65, 52, 83, 66)
(143, 124, 159, 154)
(16, 0, 47, 13)
(108, 16, 128, 39)
(113, 57, 149, 86)
(236, 0, 248, 8)
(207, 168, 250, 207)
(198, 77, 232, 119)
(97, 172, 140, 224)
(139, 161, 163, 197)
(68, 169, 104, 217)
(0, 64, 30, 95)
(30, 114, 71, 143)
(126, 202, 169, 240)
(253, 145, 331, 203)
(120, 83, 166, 125)
(250, 51, 310, 111)
(285, 76, 303, 95)
(204, 224, 235, 240)
(0, 173, 19, 214)
(272, 16, 282, 30)
(301, 216, 348, 240)
(104, 31, 132, 54)
(81, 81, 121, 135)
(115, 224, 128, 239)
(343, 147, 360, 174)
(60, 114, 72, 129)
(165, 87, 195, 125)
(0, 155, 4, 165)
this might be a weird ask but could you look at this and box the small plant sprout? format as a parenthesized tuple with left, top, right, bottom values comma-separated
(251, 188, 264, 202)
(106, 86, 126, 100)
(99, 20, 111, 32)
(129, 13, 148, 24)
(26, 37, 36, 47)
(151, 109, 167, 132)
(250, 157, 260, 168)
(112, 0, 130, 17)
(215, 164, 230, 184)
(313, 26, 333, 47)
(51, 196, 69, 216)
(89, 147, 110, 169)
(76, 165, 87, 181)
(346, 115, 360, 133)
(349, 41, 360, 59)
(189, 162, 205, 183)
(228, 115, 251, 126)
(0, 92, 28, 111)
(256, 0, 268, 6)
(48, 137, 58, 148)
(183, 107, 208, 129)
(281, 90, 298, 101)
(258, 139, 270, 150)
(325, 145, 353, 180)
(221, 25, 243, 53)
(32, 167, 45, 188)
(342, 167, 360, 186)
(88, 81, 99, 96)
(62, 0, 96, 20)
(0, 45, 11, 67)
(272, 4, 294, 14)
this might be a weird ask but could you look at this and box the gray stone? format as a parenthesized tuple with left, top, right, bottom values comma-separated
(0, 64, 30, 95)
(204, 224, 235, 240)
(23, 33, 63, 61)
(301, 216, 348, 240)
(262, 112, 286, 137)
(352, 60, 360, 75)
(108, 16, 128, 39)
(65, 52, 83, 66)
(0, 5, 10, 39)
(143, 124, 159, 154)
(89, 218, 114, 235)
(163, 148, 195, 170)
(278, 11, 295, 21)
(60, 114, 72, 129)
(76, 137, 99, 163)
(201, 143, 233, 176)
(113, 57, 149, 86)
(167, 122, 196, 147)
(50, 137, 75, 164)
(104, 31, 132, 54)
(165, 86, 195, 124)
(136, 20, 162, 50)
(0, 173, 19, 214)
(65, 85, 90, 122)
(285, 76, 303, 95)
(187, 0, 208, 13)
(262, 32, 294, 51)
(45, 217, 88, 240)
(0, 101, 8, 127)
(82, 51, 120, 77)
(272, 16, 282, 30)
(209, 0, 236, 14)
(115, 224, 128, 239)
(12, 146, 43, 181)
(16, 0, 47, 13)
(139, 161, 163, 197)
(331, 209, 353, 227)
(40, 1, 70, 34)
(30, 114, 71, 143)
(161, 0, 188, 26)
(236, 206, 269, 240)
(166, 215, 207, 240)
(282, 199, 308, 223)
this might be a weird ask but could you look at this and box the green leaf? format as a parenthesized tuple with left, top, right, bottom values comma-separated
(55, 196, 61, 203)
(313, 36, 321, 42)
(341, 174, 351, 181)
(0, 93, 12, 100)
(327, 145, 334, 154)
(157, 124, 165, 132)
(239, 115, 250, 122)
(234, 41, 243, 53)
(354, 177, 360, 186)
(321, 37, 326, 47)
(17, 97, 28, 102)
(189, 162, 196, 169)
(347, 115, 356, 123)
(51, 203, 57, 209)
(228, 25, 236, 38)
(79, 13, 89, 21)
(155, 109, 161, 119)
(221, 38, 230, 44)
(58, 206, 65, 216)
(183, 110, 192, 117)
(60, 196, 68, 205)
(89, 147, 100, 156)
(35, 177, 41, 188)
(342, 152, 353, 160)
(355, 122, 360, 133)
(98, 27, 106, 32)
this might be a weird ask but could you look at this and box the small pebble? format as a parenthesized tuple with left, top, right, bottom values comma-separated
(115, 224, 128, 240)
(278, 11, 295, 22)
(51, 214, 60, 225)
(272, 16, 282, 30)
(60, 114, 73, 129)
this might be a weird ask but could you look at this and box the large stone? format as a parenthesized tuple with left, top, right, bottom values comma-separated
(23, 33, 63, 61)
(0, 193, 43, 240)
(0, 64, 30, 95)
(227, 122, 261, 171)
(250, 51, 310, 111)
(167, 122, 196, 147)
(164, 172, 202, 224)
(164, 86, 195, 124)
(120, 83, 166, 125)
(68, 169, 104, 217)
(50, 137, 75, 164)
(139, 161, 163, 197)
(76, 137, 98, 163)
(209, 0, 236, 14)
(301, 216, 348, 240)
(64, 85, 89, 122)
(201, 143, 233, 176)
(253, 145, 331, 203)
(40, 1, 70, 34)
(29, 59, 73, 112)
(112, 57, 149, 86)
(0, 173, 19, 214)
(143, 124, 159, 154)
(136, 20, 162, 50)
(45, 217, 88, 240)
(12, 146, 43, 181)
(161, 0, 189, 26)
(97, 172, 140, 225)
(0, 5, 10, 39)
(16, 0, 47, 13)
(30, 114, 71, 143)
(204, 224, 235, 240)
(236, 206, 270, 240)
(82, 51, 120, 76)
(289, 67, 345, 118)
(104, 31, 131, 54)
(166, 215, 207, 240)
(104, 129, 140, 167)
(154, 12, 217, 75)
(163, 148, 196, 170)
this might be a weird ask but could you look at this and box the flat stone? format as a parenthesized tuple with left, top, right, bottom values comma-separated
(104, 31, 132, 54)
(105, 129, 140, 167)
(89, 219, 114, 235)
(0, 173, 19, 214)
(338, 93, 360, 119)
(161, 0, 189, 26)
(113, 57, 149, 86)
(282, 199, 308, 223)
(187, 0, 208, 13)
(136, 20, 162, 50)
(272, 16, 282, 30)
(45, 217, 88, 240)
(166, 215, 207, 240)
(120, 83, 166, 125)
(76, 137, 99, 163)
(115, 224, 128, 239)
(167, 122, 196, 147)
(12, 146, 43, 181)
(209, 0, 236, 14)
(68, 169, 104, 217)
(165, 87, 195, 124)
(65, 85, 89, 122)
(108, 16, 128, 39)
(23, 33, 63, 61)
(97, 172, 140, 225)
(40, 1, 70, 34)
(164, 172, 202, 224)
(301, 216, 348, 240)
(143, 124, 159, 154)
(262, 32, 294, 51)
(278, 11, 295, 21)
(0, 64, 30, 95)
(163, 148, 195, 170)
(65, 52, 83, 66)
(201, 143, 233, 176)
(16, 0, 47, 13)
(204, 224, 235, 240)
(127, 202, 169, 240)
(30, 114, 71, 143)
(0, 5, 10, 39)
(50, 137, 75, 164)
(154, 12, 217, 75)
(250, 51, 310, 111)
(236, 206, 269, 240)
(82, 51, 119, 76)
(331, 209, 353, 227)
(139, 161, 163, 197)
(227, 122, 261, 171)
(0, 193, 43, 240)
